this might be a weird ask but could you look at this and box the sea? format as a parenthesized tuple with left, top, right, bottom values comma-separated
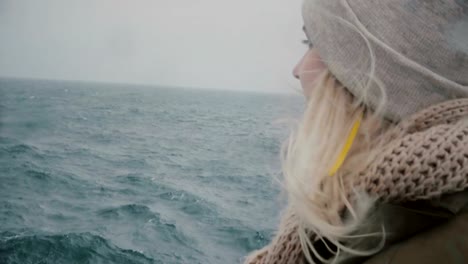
(0, 78, 304, 264)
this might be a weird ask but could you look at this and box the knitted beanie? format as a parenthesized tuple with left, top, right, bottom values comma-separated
(302, 0, 468, 121)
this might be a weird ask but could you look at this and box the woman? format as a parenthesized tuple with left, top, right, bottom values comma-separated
(245, 0, 468, 263)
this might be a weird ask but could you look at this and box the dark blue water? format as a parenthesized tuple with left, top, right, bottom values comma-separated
(0, 78, 303, 264)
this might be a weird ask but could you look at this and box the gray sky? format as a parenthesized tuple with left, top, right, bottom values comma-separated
(0, 0, 307, 93)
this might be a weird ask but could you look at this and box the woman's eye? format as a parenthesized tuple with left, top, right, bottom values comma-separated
(301, 26, 313, 48)
(302, 39, 313, 48)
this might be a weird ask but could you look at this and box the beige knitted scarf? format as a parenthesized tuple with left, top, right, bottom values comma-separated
(245, 98, 468, 264)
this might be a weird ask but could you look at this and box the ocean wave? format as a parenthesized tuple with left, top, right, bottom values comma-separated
(25, 169, 52, 181)
(157, 190, 216, 216)
(113, 173, 168, 194)
(95, 204, 194, 249)
(0, 141, 63, 164)
(115, 173, 150, 185)
(214, 224, 273, 253)
(1, 143, 42, 157)
(112, 157, 151, 169)
(0, 82, 293, 263)
(0, 135, 12, 142)
(0, 202, 26, 227)
(0, 232, 157, 264)
(96, 204, 156, 220)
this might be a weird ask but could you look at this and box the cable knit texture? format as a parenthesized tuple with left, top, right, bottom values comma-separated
(244, 98, 468, 264)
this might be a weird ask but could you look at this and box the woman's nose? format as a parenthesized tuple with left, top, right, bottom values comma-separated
(293, 65, 300, 79)
(293, 52, 307, 80)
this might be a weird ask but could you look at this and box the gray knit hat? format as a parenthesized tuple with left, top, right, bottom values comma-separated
(302, 0, 468, 121)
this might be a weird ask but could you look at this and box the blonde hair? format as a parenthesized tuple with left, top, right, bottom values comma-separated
(281, 69, 392, 263)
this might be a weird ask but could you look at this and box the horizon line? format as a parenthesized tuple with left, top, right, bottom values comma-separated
(0, 75, 299, 96)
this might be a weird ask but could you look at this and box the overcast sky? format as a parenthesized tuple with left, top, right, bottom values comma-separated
(0, 0, 306, 93)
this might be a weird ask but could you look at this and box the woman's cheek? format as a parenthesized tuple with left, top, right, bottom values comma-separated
(297, 50, 327, 97)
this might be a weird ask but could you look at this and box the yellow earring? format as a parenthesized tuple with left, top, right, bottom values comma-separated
(328, 113, 362, 176)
